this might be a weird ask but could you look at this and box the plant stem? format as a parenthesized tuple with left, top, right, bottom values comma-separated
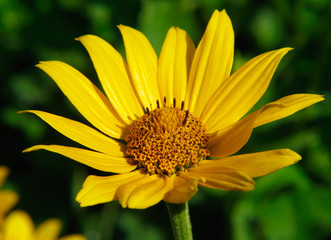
(166, 202, 193, 240)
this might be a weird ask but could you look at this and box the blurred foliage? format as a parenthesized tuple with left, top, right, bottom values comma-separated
(1, 0, 330, 239)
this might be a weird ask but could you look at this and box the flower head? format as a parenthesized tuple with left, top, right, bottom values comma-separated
(0, 210, 86, 240)
(0, 167, 19, 226)
(21, 10, 324, 209)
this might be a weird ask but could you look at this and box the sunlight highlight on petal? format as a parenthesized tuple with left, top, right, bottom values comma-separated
(77, 170, 144, 207)
(23, 145, 136, 173)
(77, 34, 144, 123)
(118, 25, 160, 109)
(163, 172, 202, 204)
(202, 48, 292, 132)
(254, 94, 325, 127)
(126, 175, 174, 209)
(189, 168, 255, 191)
(117, 174, 157, 208)
(196, 149, 301, 178)
(208, 111, 259, 158)
(186, 9, 234, 117)
(19, 110, 125, 156)
(158, 27, 195, 103)
(37, 61, 127, 139)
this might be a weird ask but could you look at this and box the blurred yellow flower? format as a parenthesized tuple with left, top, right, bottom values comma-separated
(22, 10, 323, 209)
(0, 210, 86, 240)
(0, 167, 18, 226)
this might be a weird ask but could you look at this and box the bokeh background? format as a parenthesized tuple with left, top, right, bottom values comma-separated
(1, 0, 331, 239)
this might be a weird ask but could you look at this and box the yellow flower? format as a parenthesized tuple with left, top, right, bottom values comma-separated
(0, 210, 86, 240)
(21, 10, 323, 209)
(0, 167, 19, 226)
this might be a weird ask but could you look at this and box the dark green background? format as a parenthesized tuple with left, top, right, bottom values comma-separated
(1, 0, 330, 239)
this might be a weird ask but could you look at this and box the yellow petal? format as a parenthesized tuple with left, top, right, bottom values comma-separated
(19, 110, 125, 156)
(35, 219, 61, 240)
(208, 111, 259, 158)
(125, 175, 174, 209)
(202, 48, 292, 132)
(37, 61, 127, 139)
(188, 168, 255, 191)
(117, 174, 156, 208)
(76, 170, 144, 207)
(23, 145, 136, 173)
(0, 166, 9, 187)
(59, 235, 87, 240)
(254, 94, 325, 127)
(2, 210, 35, 240)
(77, 34, 144, 123)
(118, 25, 160, 109)
(195, 149, 301, 178)
(158, 27, 195, 103)
(24, 145, 137, 173)
(0, 191, 19, 224)
(163, 172, 202, 204)
(185, 10, 234, 117)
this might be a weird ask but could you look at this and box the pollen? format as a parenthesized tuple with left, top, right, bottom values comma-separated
(125, 98, 210, 176)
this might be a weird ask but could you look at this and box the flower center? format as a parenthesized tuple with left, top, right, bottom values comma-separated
(125, 98, 210, 176)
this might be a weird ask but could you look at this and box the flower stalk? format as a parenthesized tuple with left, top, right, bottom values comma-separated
(166, 202, 193, 240)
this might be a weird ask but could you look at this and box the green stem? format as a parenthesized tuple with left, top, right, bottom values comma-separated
(166, 202, 193, 240)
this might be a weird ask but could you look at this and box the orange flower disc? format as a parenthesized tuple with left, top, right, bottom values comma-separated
(126, 98, 209, 176)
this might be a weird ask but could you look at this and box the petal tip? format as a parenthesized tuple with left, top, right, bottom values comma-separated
(284, 148, 301, 159)
(245, 184, 255, 192)
(79, 202, 89, 207)
(120, 202, 127, 208)
(281, 47, 294, 54)
(319, 95, 326, 101)
(22, 146, 36, 153)
(117, 24, 126, 30)
(76, 34, 95, 42)
(213, 9, 230, 19)
(76, 193, 91, 207)
(35, 61, 48, 69)
(289, 149, 302, 162)
(220, 9, 227, 14)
